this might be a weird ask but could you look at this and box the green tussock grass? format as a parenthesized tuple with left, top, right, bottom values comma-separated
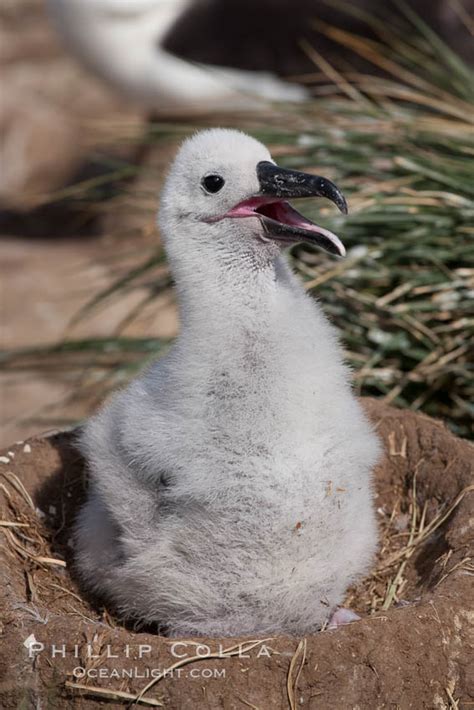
(1, 3, 473, 437)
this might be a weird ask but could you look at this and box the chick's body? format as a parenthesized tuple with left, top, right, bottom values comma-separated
(76, 129, 380, 636)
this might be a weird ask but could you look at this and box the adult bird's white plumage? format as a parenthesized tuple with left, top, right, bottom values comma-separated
(76, 129, 381, 636)
(46, 0, 306, 114)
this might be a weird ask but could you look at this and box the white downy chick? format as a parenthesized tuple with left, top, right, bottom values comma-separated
(76, 129, 381, 636)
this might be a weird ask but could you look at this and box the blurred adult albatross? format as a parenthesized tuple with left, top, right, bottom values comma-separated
(46, 0, 307, 114)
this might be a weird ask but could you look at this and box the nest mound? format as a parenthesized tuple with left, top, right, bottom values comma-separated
(1, 399, 473, 709)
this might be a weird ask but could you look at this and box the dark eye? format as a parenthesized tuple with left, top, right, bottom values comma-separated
(202, 174, 225, 193)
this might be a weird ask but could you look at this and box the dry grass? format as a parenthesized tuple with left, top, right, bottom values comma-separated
(287, 638, 307, 710)
(0, 468, 91, 619)
(132, 639, 273, 707)
(345, 472, 474, 615)
(64, 682, 164, 707)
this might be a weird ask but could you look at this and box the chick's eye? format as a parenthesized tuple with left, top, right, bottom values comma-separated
(202, 174, 225, 193)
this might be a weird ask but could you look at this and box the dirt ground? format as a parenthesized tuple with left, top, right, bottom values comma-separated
(1, 399, 473, 708)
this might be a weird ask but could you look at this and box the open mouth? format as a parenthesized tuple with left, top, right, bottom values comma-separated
(222, 196, 346, 257)
(204, 161, 347, 256)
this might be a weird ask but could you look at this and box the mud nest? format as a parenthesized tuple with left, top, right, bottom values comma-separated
(1, 399, 473, 709)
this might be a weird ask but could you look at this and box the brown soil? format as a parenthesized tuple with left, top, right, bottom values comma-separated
(1, 399, 473, 709)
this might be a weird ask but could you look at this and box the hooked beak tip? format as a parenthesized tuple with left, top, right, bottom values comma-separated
(257, 160, 348, 215)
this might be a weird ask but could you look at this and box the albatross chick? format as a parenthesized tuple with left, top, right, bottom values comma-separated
(76, 129, 381, 636)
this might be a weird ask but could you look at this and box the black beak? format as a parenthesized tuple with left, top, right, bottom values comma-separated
(257, 161, 348, 215)
(254, 161, 348, 257)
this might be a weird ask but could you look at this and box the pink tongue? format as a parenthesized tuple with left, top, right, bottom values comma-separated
(273, 201, 346, 256)
(273, 200, 324, 231)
